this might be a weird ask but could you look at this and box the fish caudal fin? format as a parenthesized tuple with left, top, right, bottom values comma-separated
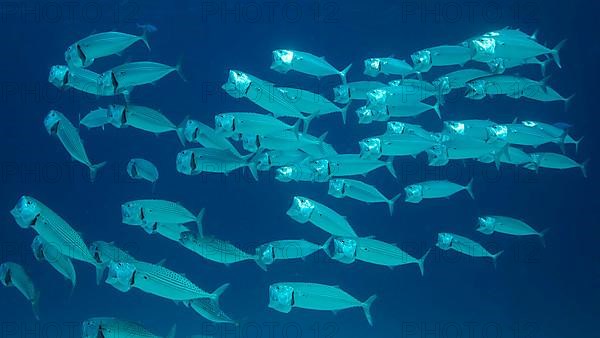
(492, 250, 504, 269)
(385, 157, 397, 179)
(95, 263, 106, 285)
(564, 93, 575, 112)
(362, 294, 377, 326)
(581, 159, 590, 178)
(574, 136, 584, 154)
(196, 208, 206, 237)
(387, 192, 402, 216)
(255, 258, 268, 272)
(175, 115, 190, 146)
(538, 228, 551, 248)
(211, 282, 231, 304)
(540, 57, 551, 77)
(321, 236, 334, 257)
(465, 177, 475, 199)
(175, 57, 187, 82)
(340, 63, 352, 84)
(302, 114, 316, 134)
(551, 39, 567, 68)
(166, 324, 177, 338)
(432, 101, 441, 119)
(31, 289, 41, 321)
(340, 104, 349, 124)
(140, 30, 151, 51)
(89, 161, 107, 182)
(417, 248, 432, 276)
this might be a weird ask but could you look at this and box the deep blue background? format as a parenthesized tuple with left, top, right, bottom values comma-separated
(1, 1, 598, 337)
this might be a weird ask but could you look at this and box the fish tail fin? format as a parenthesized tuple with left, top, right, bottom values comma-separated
(95, 263, 106, 285)
(433, 100, 441, 119)
(175, 115, 189, 146)
(388, 192, 402, 216)
(32, 289, 41, 320)
(492, 250, 504, 269)
(340, 104, 349, 124)
(211, 282, 231, 304)
(175, 56, 187, 82)
(564, 93, 575, 112)
(248, 161, 259, 181)
(540, 57, 551, 77)
(340, 63, 352, 84)
(465, 177, 475, 200)
(417, 248, 432, 276)
(196, 208, 206, 237)
(494, 144, 510, 170)
(581, 158, 590, 178)
(301, 114, 314, 134)
(574, 136, 584, 154)
(551, 39, 567, 68)
(291, 118, 302, 139)
(255, 258, 268, 272)
(530, 29, 539, 40)
(166, 324, 177, 338)
(538, 228, 551, 248)
(385, 156, 397, 179)
(140, 30, 151, 51)
(89, 161, 107, 182)
(362, 294, 377, 326)
(321, 236, 333, 257)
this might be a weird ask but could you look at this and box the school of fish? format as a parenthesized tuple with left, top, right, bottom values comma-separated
(3, 26, 586, 334)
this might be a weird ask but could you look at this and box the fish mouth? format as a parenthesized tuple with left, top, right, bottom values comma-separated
(189, 152, 197, 171)
(93, 251, 102, 263)
(3, 270, 11, 286)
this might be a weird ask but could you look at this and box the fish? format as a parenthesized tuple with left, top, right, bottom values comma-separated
(182, 283, 235, 324)
(428, 136, 508, 167)
(486, 56, 550, 76)
(477, 216, 549, 246)
(44, 110, 106, 181)
(404, 179, 474, 203)
(108, 105, 185, 143)
(524, 152, 588, 177)
(0, 262, 40, 319)
(79, 107, 111, 130)
(82, 317, 176, 338)
(328, 237, 431, 276)
(270, 49, 352, 83)
(366, 86, 437, 110)
(255, 150, 310, 171)
(180, 231, 258, 266)
(268, 282, 377, 326)
(222, 70, 306, 119)
(138, 222, 192, 243)
(65, 31, 150, 68)
(433, 68, 491, 95)
(359, 135, 438, 160)
(363, 57, 416, 78)
(520, 120, 582, 152)
(286, 196, 357, 237)
(31, 236, 77, 290)
(316, 154, 397, 179)
(48, 66, 127, 97)
(485, 123, 565, 148)
(89, 241, 137, 285)
(328, 178, 402, 216)
(518, 85, 575, 111)
(176, 148, 258, 181)
(333, 81, 386, 104)
(214, 112, 300, 138)
(121, 199, 204, 231)
(105, 260, 218, 301)
(181, 117, 241, 156)
(436, 233, 503, 268)
(241, 130, 328, 155)
(465, 75, 547, 100)
(443, 120, 497, 140)
(10, 196, 96, 265)
(276, 86, 348, 124)
(102, 61, 184, 93)
(255, 239, 327, 271)
(477, 146, 533, 167)
(411, 45, 474, 73)
(275, 163, 319, 183)
(127, 158, 159, 186)
(468, 34, 565, 68)
(385, 122, 440, 141)
(137, 23, 158, 33)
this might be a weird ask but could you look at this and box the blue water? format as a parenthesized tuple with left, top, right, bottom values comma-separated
(1, 1, 598, 337)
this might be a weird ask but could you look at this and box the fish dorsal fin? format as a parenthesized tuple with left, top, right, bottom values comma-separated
(156, 258, 166, 266)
